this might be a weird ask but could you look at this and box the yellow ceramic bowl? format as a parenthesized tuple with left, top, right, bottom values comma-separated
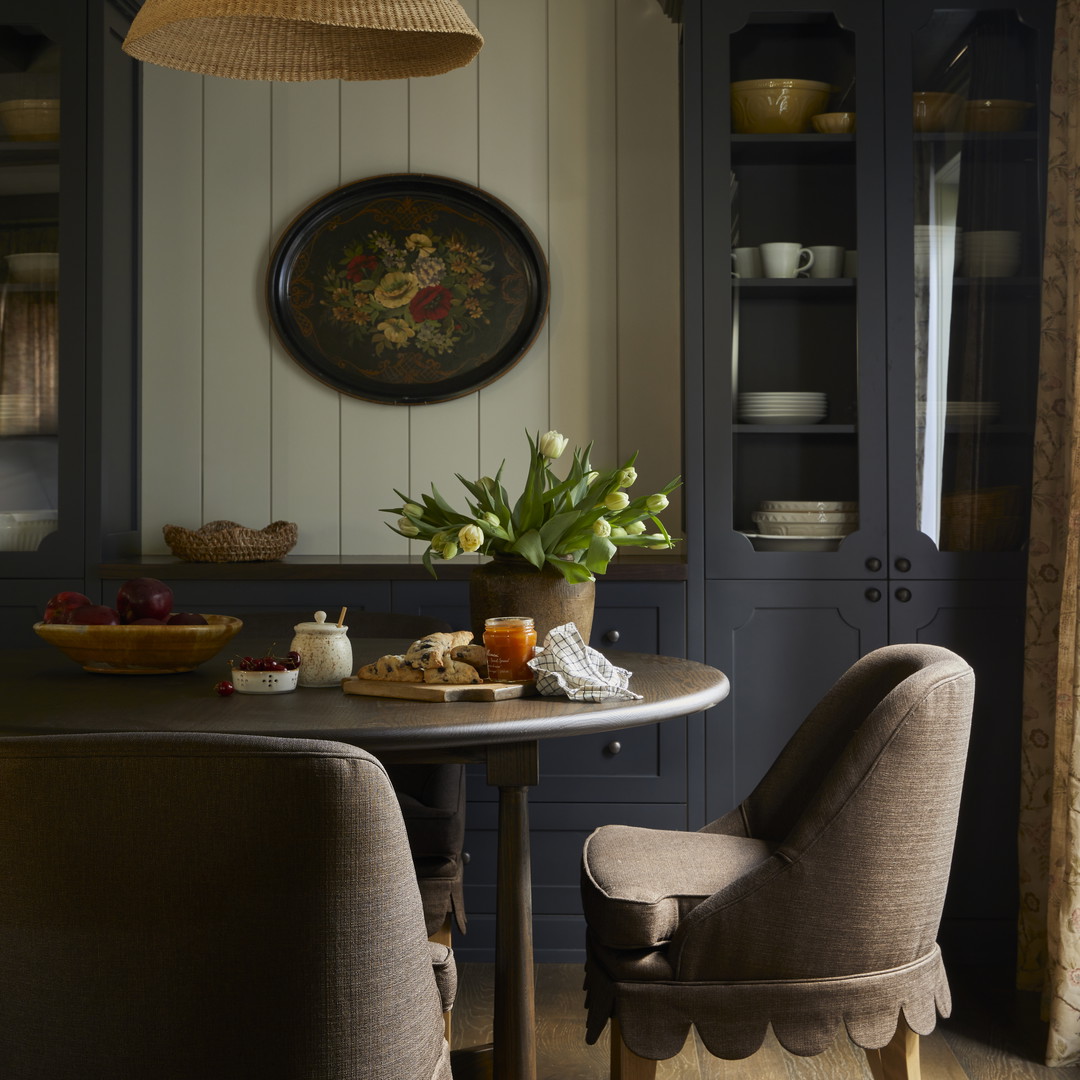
(730, 79, 832, 134)
(964, 99, 1033, 133)
(33, 614, 243, 673)
(912, 91, 965, 132)
(811, 111, 856, 134)
(0, 98, 59, 141)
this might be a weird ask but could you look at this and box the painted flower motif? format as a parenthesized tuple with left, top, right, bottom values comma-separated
(405, 233, 436, 255)
(410, 284, 454, 324)
(374, 271, 420, 308)
(378, 318, 415, 345)
(346, 253, 378, 281)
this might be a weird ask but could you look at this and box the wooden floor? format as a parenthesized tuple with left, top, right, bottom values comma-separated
(450, 962, 1080, 1080)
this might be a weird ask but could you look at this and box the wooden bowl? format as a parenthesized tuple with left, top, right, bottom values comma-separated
(33, 615, 243, 673)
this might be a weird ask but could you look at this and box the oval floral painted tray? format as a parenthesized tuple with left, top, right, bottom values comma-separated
(267, 173, 549, 404)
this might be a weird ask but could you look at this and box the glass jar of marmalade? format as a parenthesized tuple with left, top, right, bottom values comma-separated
(483, 616, 537, 683)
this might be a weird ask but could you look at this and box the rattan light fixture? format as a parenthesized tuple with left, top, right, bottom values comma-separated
(122, 0, 483, 82)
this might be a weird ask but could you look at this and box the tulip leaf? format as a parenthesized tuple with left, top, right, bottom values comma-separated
(511, 529, 546, 570)
(585, 534, 617, 574)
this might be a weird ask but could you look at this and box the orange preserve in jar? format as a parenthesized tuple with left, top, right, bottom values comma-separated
(483, 616, 537, 683)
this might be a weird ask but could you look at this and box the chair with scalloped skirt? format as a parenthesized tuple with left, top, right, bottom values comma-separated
(580, 643, 975, 1080)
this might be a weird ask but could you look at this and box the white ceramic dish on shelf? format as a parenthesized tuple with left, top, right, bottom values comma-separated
(758, 500, 857, 513)
(0, 509, 57, 550)
(752, 510, 858, 524)
(5, 252, 58, 285)
(740, 532, 843, 551)
(739, 412, 827, 425)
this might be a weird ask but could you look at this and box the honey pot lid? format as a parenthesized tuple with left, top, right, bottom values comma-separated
(293, 610, 348, 633)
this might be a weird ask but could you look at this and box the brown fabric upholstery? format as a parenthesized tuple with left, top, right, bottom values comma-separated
(582, 643, 974, 1062)
(0, 731, 454, 1080)
(238, 611, 468, 938)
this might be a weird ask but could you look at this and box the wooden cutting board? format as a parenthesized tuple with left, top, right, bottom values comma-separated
(341, 676, 536, 702)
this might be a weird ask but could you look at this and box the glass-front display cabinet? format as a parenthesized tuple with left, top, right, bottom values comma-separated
(885, 1, 1052, 579)
(700, 0, 1052, 582)
(0, 16, 66, 568)
(703, 0, 889, 580)
(0, 0, 139, 598)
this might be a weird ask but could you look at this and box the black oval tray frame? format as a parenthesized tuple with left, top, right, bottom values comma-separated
(267, 173, 549, 405)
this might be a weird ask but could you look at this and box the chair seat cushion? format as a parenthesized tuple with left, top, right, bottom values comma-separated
(582, 825, 777, 949)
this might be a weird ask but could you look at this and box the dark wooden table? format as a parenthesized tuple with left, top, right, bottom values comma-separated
(3, 631, 730, 1080)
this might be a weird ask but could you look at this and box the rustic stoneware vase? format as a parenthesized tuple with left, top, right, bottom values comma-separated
(469, 556, 595, 646)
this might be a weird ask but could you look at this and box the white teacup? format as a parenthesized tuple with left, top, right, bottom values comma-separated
(844, 250, 858, 278)
(808, 245, 845, 279)
(760, 242, 814, 279)
(731, 246, 762, 278)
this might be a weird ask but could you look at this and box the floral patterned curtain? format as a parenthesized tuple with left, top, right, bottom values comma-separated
(1017, 0, 1080, 1065)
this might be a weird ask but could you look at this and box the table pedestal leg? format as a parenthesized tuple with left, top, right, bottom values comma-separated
(489, 742, 539, 1080)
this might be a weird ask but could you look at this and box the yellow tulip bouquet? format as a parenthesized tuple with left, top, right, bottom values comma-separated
(384, 430, 681, 582)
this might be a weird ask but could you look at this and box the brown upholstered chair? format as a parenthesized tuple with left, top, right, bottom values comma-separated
(232, 610, 468, 944)
(580, 643, 975, 1080)
(0, 732, 456, 1080)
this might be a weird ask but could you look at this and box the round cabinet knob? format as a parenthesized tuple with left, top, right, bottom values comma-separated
(865, 588, 881, 602)
(605, 741, 622, 756)
(865, 557, 882, 572)
(603, 629, 620, 643)
(895, 588, 912, 602)
(463, 852, 471, 864)
(895, 557, 911, 573)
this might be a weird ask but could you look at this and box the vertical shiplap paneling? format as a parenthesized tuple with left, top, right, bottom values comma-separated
(547, 0, 618, 467)
(615, 1, 683, 524)
(339, 80, 413, 555)
(405, 0, 482, 517)
(139, 68, 204, 553)
(201, 78, 274, 528)
(476, 0, 552, 500)
(269, 82, 344, 555)
(138, 9, 682, 558)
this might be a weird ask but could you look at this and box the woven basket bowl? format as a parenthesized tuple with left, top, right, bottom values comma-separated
(163, 520, 298, 562)
(33, 615, 243, 674)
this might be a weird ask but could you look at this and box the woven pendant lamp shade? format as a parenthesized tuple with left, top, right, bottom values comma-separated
(122, 0, 483, 81)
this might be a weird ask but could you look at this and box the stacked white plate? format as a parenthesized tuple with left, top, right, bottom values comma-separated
(738, 391, 827, 424)
(741, 500, 858, 550)
(921, 400, 1000, 427)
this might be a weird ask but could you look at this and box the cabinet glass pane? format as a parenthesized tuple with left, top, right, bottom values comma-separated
(0, 24, 60, 554)
(911, 10, 1039, 553)
(729, 13, 860, 552)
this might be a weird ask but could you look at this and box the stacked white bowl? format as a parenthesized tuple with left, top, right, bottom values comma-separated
(0, 509, 57, 551)
(750, 499, 859, 538)
(960, 230, 1020, 277)
(738, 391, 826, 424)
(914, 225, 961, 276)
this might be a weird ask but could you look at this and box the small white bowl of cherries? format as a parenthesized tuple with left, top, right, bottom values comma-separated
(216, 649, 301, 695)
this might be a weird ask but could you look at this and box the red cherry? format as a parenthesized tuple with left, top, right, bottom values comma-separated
(264, 660, 286, 671)
(287, 650, 301, 666)
(214, 680, 235, 697)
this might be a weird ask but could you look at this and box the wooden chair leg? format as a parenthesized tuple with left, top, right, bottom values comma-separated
(429, 915, 453, 948)
(865, 1017, 921, 1080)
(610, 1018, 658, 1080)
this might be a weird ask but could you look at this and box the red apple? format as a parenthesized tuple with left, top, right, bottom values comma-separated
(43, 591, 92, 624)
(69, 605, 121, 625)
(116, 577, 173, 623)
(167, 612, 207, 625)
